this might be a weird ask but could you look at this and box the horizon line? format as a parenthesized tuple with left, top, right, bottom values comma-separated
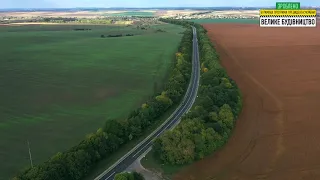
(1, 6, 319, 10)
(0, 6, 277, 9)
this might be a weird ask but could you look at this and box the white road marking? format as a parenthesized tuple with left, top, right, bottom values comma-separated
(132, 141, 152, 157)
(106, 172, 115, 180)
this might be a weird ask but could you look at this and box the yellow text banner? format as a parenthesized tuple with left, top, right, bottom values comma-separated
(260, 9, 317, 16)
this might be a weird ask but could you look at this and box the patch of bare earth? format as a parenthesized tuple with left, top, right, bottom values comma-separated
(0, 24, 23, 26)
(0, 11, 106, 18)
(159, 10, 203, 17)
(174, 24, 320, 180)
(210, 10, 260, 18)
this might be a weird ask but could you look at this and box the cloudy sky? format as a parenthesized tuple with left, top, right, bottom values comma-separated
(1, 0, 319, 9)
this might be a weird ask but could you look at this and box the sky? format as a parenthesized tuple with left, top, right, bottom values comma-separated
(1, 0, 319, 9)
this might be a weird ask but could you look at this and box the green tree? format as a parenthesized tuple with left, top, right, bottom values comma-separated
(196, 96, 214, 111)
(209, 112, 218, 122)
(218, 104, 234, 130)
(114, 171, 144, 180)
(114, 173, 128, 180)
(201, 70, 220, 86)
(155, 91, 173, 106)
(220, 77, 232, 88)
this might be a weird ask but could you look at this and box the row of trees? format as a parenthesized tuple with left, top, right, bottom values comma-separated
(153, 19, 243, 165)
(101, 34, 135, 38)
(13, 24, 193, 179)
(43, 17, 113, 24)
(114, 171, 144, 180)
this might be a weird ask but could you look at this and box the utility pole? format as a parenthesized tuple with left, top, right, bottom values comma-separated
(27, 140, 33, 168)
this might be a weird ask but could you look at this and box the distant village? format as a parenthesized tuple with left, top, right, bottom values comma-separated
(0, 12, 259, 24)
(1, 9, 319, 24)
(170, 12, 259, 19)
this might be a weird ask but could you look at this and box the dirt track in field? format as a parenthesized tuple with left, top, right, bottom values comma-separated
(174, 24, 320, 180)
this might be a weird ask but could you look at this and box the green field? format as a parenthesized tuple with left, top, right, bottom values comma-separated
(0, 23, 184, 179)
(106, 11, 155, 16)
(189, 18, 259, 24)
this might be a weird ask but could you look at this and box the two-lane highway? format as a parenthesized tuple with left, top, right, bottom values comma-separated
(94, 26, 200, 180)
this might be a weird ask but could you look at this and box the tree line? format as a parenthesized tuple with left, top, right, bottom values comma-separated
(13, 24, 193, 179)
(100, 34, 135, 38)
(153, 19, 243, 165)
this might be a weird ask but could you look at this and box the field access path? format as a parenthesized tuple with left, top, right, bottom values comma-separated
(174, 24, 320, 180)
(94, 26, 200, 180)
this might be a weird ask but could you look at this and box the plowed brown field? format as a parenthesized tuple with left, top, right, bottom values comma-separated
(174, 24, 320, 180)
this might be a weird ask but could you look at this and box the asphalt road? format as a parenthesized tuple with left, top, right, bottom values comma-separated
(94, 26, 200, 180)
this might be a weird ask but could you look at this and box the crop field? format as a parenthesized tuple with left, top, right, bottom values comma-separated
(175, 24, 320, 180)
(106, 11, 155, 16)
(189, 18, 259, 24)
(0, 23, 184, 179)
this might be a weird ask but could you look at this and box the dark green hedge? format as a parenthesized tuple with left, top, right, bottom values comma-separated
(114, 171, 144, 180)
(13, 24, 193, 180)
(153, 19, 243, 165)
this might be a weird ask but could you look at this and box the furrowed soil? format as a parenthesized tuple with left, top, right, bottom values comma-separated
(174, 24, 320, 180)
